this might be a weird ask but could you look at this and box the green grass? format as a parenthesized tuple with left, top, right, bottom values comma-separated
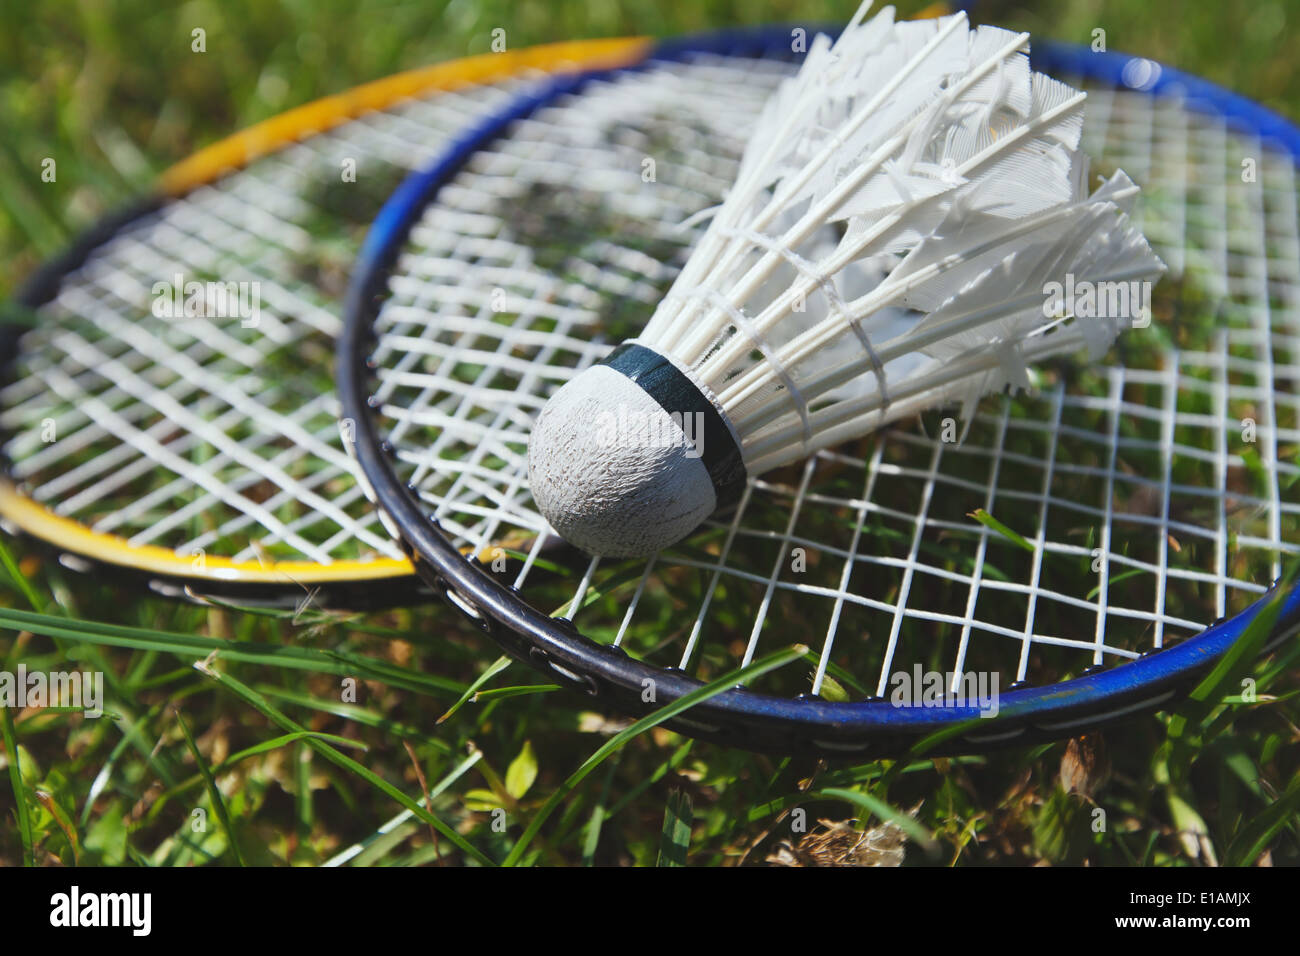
(1, 0, 1298, 867)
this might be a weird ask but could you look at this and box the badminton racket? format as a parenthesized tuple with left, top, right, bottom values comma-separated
(339, 22, 1299, 755)
(0, 39, 646, 608)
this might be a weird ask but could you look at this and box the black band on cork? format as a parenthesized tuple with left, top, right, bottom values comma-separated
(600, 343, 747, 512)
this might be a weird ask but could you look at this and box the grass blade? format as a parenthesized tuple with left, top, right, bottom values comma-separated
(1224, 771, 1300, 866)
(581, 756, 621, 866)
(1, 706, 34, 866)
(324, 748, 484, 867)
(0, 607, 463, 697)
(0, 536, 44, 612)
(33, 789, 81, 864)
(968, 508, 1035, 552)
(1169, 564, 1295, 741)
(438, 655, 512, 723)
(175, 709, 244, 866)
(657, 789, 692, 866)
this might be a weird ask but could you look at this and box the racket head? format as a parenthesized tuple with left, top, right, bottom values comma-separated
(0, 40, 648, 608)
(340, 24, 1300, 755)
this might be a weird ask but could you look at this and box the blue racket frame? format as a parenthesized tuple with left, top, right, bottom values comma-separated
(341, 25, 1300, 756)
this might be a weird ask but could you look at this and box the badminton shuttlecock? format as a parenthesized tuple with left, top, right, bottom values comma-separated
(528, 3, 1165, 558)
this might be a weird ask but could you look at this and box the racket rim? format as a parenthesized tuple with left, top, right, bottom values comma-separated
(338, 26, 1300, 754)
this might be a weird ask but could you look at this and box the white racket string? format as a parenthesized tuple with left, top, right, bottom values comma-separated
(2, 80, 528, 568)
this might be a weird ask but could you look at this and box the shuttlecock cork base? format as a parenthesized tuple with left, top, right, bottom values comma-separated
(528, 343, 747, 558)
